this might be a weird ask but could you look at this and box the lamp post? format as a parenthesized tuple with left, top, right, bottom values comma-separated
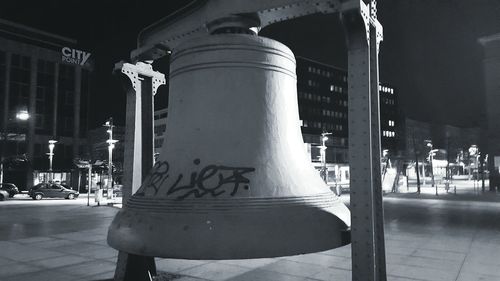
(48, 140, 57, 182)
(0, 110, 30, 184)
(425, 140, 435, 188)
(468, 145, 478, 181)
(320, 132, 332, 183)
(104, 118, 118, 199)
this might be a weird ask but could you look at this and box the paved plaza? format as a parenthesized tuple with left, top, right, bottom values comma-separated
(1, 184, 500, 281)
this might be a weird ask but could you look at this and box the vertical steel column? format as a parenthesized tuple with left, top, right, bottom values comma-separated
(369, 1, 387, 280)
(114, 61, 165, 201)
(341, 0, 386, 280)
(112, 61, 165, 281)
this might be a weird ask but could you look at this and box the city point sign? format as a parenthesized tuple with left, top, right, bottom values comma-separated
(61, 47, 91, 66)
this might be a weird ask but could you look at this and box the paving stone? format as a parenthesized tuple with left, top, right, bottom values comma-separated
(260, 259, 324, 278)
(2, 269, 75, 281)
(227, 268, 311, 281)
(30, 254, 92, 269)
(0, 241, 64, 262)
(311, 267, 351, 281)
(455, 272, 500, 281)
(411, 249, 466, 262)
(156, 258, 212, 273)
(389, 264, 457, 281)
(0, 263, 44, 278)
(13, 236, 55, 244)
(29, 238, 77, 249)
(57, 260, 117, 277)
(180, 262, 253, 281)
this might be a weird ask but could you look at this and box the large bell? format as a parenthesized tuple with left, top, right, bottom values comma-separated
(108, 33, 351, 259)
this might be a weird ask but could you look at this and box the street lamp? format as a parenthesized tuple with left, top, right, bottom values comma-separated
(104, 118, 118, 199)
(0, 110, 30, 184)
(468, 145, 478, 181)
(320, 132, 332, 183)
(47, 139, 57, 182)
(15, 110, 30, 121)
(424, 140, 436, 189)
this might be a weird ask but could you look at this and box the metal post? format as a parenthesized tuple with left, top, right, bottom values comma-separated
(320, 132, 332, 183)
(48, 140, 57, 182)
(113, 61, 165, 281)
(342, 1, 386, 280)
(105, 118, 117, 200)
(87, 165, 91, 206)
(369, 3, 387, 279)
(114, 61, 165, 200)
(430, 151, 435, 187)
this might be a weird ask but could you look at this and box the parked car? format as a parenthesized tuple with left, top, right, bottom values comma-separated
(29, 183, 79, 200)
(0, 183, 19, 197)
(0, 190, 8, 201)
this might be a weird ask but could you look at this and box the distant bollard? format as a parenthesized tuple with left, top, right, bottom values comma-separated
(454, 186, 456, 195)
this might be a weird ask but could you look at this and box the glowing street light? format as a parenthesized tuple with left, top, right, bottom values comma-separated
(425, 139, 436, 193)
(104, 118, 118, 199)
(320, 132, 332, 183)
(15, 110, 30, 121)
(48, 139, 57, 181)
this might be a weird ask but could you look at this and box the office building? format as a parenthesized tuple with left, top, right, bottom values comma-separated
(0, 19, 92, 188)
(296, 57, 400, 166)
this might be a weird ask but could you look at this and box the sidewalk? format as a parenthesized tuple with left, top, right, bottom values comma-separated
(1, 189, 500, 281)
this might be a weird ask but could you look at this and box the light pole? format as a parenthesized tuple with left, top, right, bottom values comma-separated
(104, 118, 118, 199)
(425, 140, 435, 188)
(320, 132, 332, 183)
(47, 140, 57, 182)
(468, 145, 478, 181)
(0, 110, 30, 184)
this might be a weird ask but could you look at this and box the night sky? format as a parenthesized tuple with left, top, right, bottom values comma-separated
(1, 0, 499, 128)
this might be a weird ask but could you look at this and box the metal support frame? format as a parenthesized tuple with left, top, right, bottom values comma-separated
(113, 61, 165, 281)
(342, 0, 386, 280)
(114, 61, 165, 201)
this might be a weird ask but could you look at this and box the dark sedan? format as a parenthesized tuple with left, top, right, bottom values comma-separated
(0, 190, 8, 201)
(29, 183, 79, 200)
(0, 183, 19, 197)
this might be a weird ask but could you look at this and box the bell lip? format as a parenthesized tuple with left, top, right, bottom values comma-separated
(107, 204, 351, 260)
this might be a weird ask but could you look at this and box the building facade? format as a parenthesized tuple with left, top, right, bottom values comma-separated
(296, 57, 400, 167)
(153, 108, 168, 160)
(0, 19, 92, 189)
(479, 33, 500, 191)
